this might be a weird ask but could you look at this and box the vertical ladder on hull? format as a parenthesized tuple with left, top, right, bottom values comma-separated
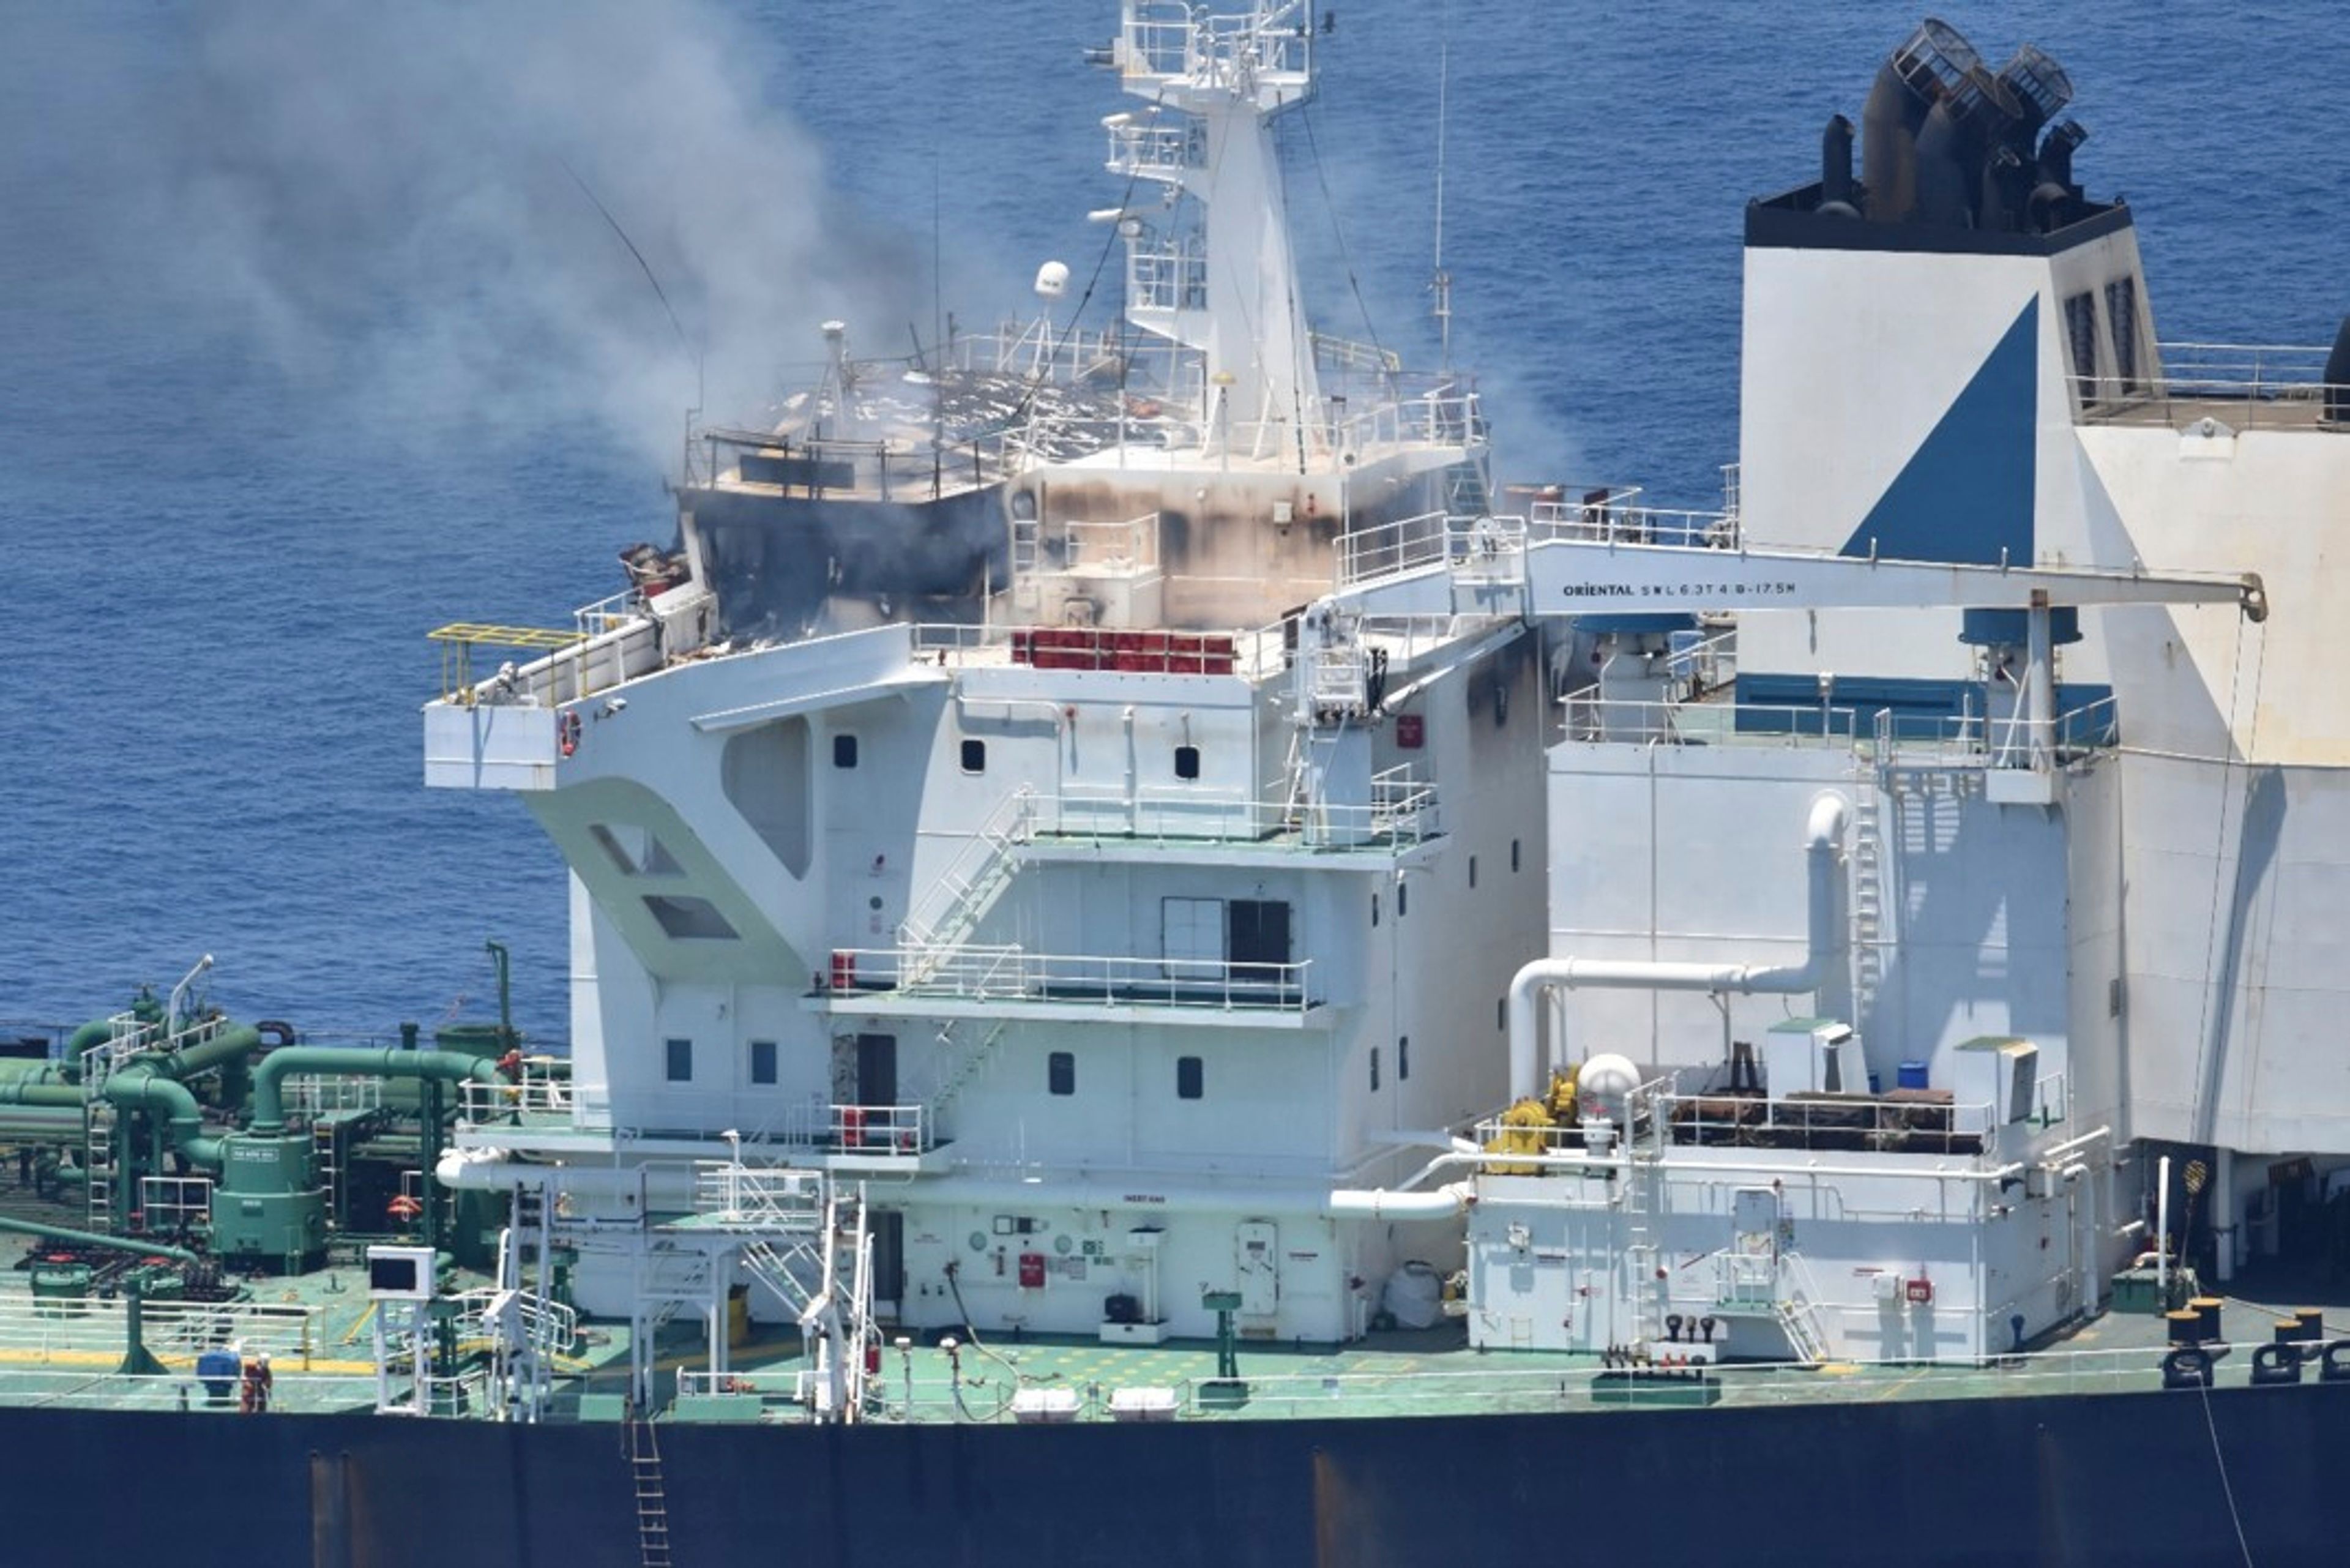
(84, 1102, 116, 1231)
(1010, 512, 1040, 578)
(627, 1407, 674, 1568)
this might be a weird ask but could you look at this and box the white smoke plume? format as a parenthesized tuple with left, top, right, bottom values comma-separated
(17, 0, 927, 469)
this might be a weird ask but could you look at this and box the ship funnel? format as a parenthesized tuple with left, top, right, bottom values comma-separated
(1997, 45, 2073, 137)
(1861, 18, 1983, 223)
(2027, 119, 2089, 231)
(1914, 64, 2024, 227)
(1820, 114, 1860, 217)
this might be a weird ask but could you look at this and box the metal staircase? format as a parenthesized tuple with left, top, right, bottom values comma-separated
(1445, 459, 1491, 519)
(1776, 1252, 1833, 1366)
(927, 1020, 1010, 1120)
(699, 1161, 877, 1422)
(897, 787, 1036, 983)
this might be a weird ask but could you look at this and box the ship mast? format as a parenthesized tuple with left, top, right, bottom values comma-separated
(1109, 1, 1322, 458)
(1432, 36, 1453, 371)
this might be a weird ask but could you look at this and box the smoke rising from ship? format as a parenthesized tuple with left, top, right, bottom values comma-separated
(9, 0, 928, 472)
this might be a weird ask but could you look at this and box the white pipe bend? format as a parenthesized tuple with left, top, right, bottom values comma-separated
(1325, 1182, 1474, 1220)
(1507, 791, 1849, 1099)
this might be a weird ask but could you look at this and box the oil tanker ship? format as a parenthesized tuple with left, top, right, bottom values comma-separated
(7, 9, 2349, 1564)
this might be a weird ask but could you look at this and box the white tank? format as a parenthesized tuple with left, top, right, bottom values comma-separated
(1033, 259, 1071, 300)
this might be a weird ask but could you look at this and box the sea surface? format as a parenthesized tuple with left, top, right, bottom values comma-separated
(1, 1, 2337, 1042)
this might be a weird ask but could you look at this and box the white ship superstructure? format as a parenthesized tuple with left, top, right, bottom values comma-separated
(424, 2, 1532, 1400)
(1731, 19, 2350, 1283)
(420, 11, 2327, 1411)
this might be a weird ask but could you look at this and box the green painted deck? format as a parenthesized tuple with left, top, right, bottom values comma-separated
(0, 1205, 2341, 1427)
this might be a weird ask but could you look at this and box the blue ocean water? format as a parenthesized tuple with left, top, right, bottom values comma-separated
(1, 2, 2337, 1041)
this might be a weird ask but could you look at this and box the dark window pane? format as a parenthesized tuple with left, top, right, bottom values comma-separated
(833, 734, 859, 768)
(750, 1039, 777, 1085)
(960, 739, 987, 773)
(665, 1037, 692, 1082)
(1174, 744, 1201, 780)
(1177, 1056, 1203, 1100)
(1048, 1051, 1075, 1096)
(1228, 900, 1291, 984)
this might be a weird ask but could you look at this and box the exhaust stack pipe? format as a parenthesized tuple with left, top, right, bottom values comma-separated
(1861, 18, 1983, 223)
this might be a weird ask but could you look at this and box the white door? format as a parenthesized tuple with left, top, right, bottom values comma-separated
(1162, 897, 1225, 982)
(1236, 1221, 1279, 1316)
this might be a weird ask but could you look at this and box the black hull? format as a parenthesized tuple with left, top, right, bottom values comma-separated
(18, 1384, 2346, 1566)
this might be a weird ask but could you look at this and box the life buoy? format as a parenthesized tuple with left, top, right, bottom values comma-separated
(387, 1194, 424, 1222)
(558, 710, 582, 758)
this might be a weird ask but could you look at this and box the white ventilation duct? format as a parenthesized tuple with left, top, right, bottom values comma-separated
(1507, 791, 1851, 1100)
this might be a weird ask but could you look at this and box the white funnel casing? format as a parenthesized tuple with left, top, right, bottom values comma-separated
(1506, 791, 1851, 1100)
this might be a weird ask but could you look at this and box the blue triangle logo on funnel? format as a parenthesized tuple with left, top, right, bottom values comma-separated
(1840, 297, 2037, 566)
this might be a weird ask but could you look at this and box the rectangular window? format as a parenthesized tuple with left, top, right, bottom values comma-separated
(1162, 896, 1225, 978)
(1512, 838, 1522, 874)
(960, 738, 987, 774)
(1371, 892, 1380, 928)
(1397, 881, 1408, 918)
(1048, 1051, 1075, 1097)
(1469, 855, 1478, 889)
(1370, 1047, 1381, 1092)
(833, 734, 859, 769)
(1399, 1036, 1410, 1081)
(1176, 1056, 1203, 1100)
(664, 1037, 692, 1083)
(750, 1039, 777, 1086)
(1497, 997, 1506, 1031)
(1174, 744, 1201, 780)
